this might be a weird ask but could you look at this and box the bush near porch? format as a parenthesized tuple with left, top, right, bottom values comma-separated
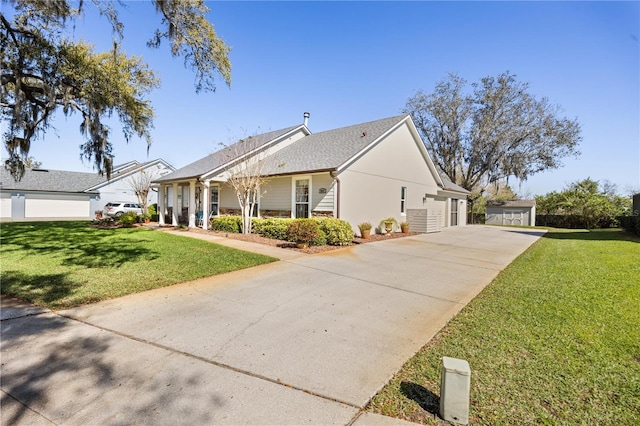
(211, 216, 354, 246)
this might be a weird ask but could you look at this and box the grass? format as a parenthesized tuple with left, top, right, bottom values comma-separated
(368, 228, 640, 425)
(1, 221, 277, 309)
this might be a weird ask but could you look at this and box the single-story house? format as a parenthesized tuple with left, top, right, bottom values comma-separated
(0, 159, 175, 221)
(154, 114, 470, 234)
(485, 200, 537, 227)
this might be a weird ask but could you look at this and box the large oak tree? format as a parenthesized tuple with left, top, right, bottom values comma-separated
(1, 0, 231, 180)
(404, 72, 581, 192)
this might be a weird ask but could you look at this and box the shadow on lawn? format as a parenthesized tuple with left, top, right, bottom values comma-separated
(1, 271, 80, 309)
(541, 228, 640, 243)
(1, 221, 159, 268)
(400, 381, 440, 416)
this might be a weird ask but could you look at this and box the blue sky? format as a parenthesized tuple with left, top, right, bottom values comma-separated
(6, 1, 639, 196)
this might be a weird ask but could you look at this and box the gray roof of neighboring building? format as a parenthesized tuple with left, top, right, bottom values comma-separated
(264, 115, 408, 175)
(486, 199, 536, 208)
(0, 168, 105, 193)
(155, 125, 303, 182)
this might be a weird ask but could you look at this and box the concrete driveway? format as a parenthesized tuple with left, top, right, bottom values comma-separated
(1, 225, 544, 425)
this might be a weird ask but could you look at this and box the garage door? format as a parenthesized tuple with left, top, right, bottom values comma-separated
(0, 193, 11, 219)
(25, 193, 91, 218)
(503, 210, 524, 226)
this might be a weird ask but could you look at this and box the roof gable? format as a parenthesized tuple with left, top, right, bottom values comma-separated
(264, 115, 408, 175)
(156, 125, 306, 182)
(88, 158, 175, 190)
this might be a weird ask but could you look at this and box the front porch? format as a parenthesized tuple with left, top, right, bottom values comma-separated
(156, 173, 336, 229)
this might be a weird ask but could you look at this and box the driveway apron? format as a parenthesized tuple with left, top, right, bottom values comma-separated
(1, 225, 544, 424)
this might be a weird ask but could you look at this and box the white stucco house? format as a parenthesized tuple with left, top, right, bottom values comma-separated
(154, 114, 469, 234)
(0, 159, 175, 221)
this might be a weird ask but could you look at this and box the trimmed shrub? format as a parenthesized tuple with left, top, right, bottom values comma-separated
(310, 230, 327, 246)
(118, 211, 138, 227)
(536, 214, 624, 230)
(317, 218, 354, 246)
(148, 204, 157, 216)
(286, 219, 321, 245)
(619, 215, 640, 236)
(210, 215, 242, 233)
(253, 218, 294, 240)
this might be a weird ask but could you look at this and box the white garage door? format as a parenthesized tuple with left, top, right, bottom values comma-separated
(25, 193, 90, 218)
(0, 193, 11, 218)
(503, 210, 524, 226)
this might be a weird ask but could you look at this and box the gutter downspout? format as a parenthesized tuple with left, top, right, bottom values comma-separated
(330, 170, 340, 219)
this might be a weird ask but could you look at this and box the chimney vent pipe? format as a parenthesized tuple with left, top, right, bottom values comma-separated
(303, 112, 310, 127)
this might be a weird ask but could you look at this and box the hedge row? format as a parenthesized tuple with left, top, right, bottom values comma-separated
(535, 214, 623, 229)
(619, 215, 640, 236)
(210, 216, 355, 246)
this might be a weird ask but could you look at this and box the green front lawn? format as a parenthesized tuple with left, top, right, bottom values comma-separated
(369, 228, 640, 425)
(1, 222, 277, 309)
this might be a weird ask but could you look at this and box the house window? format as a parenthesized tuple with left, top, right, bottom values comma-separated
(401, 186, 407, 214)
(295, 178, 310, 218)
(451, 198, 458, 226)
(210, 186, 219, 216)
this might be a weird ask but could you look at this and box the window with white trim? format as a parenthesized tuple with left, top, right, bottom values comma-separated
(210, 185, 219, 216)
(295, 178, 310, 218)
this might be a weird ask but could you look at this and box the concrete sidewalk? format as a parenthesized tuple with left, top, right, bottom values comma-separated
(1, 225, 544, 425)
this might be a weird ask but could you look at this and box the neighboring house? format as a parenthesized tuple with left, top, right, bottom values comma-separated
(0, 159, 175, 221)
(485, 200, 537, 227)
(154, 114, 469, 233)
(86, 159, 175, 214)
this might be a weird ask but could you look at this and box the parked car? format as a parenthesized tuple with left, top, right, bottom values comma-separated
(103, 202, 143, 218)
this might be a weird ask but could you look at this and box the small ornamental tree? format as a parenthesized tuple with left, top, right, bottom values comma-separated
(127, 169, 156, 214)
(223, 134, 274, 235)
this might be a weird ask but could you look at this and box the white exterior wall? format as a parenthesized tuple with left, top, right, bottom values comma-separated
(95, 162, 174, 214)
(338, 122, 440, 231)
(312, 173, 335, 213)
(24, 192, 91, 219)
(440, 192, 468, 227)
(261, 177, 291, 210)
(258, 173, 334, 216)
(218, 182, 241, 210)
(0, 192, 11, 218)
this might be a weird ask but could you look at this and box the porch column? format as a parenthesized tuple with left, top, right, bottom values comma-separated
(202, 180, 210, 230)
(172, 182, 179, 226)
(158, 184, 166, 226)
(188, 180, 196, 228)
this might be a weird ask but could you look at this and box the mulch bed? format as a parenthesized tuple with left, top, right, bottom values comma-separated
(158, 224, 419, 254)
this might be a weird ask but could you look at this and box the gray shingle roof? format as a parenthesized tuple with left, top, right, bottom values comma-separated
(486, 200, 536, 208)
(0, 168, 105, 193)
(264, 115, 408, 175)
(155, 125, 303, 182)
(439, 175, 471, 194)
